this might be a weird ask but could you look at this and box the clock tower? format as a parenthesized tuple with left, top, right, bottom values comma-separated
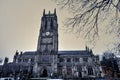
(34, 9, 58, 77)
(37, 9, 58, 54)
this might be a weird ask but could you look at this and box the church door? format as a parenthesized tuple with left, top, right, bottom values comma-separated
(41, 68, 48, 77)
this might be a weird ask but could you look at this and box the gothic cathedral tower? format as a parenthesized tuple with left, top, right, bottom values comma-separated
(34, 9, 58, 77)
(37, 9, 58, 54)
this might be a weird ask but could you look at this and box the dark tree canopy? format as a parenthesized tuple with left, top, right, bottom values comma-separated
(55, 0, 120, 52)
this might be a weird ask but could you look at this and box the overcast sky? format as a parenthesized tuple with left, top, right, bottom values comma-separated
(0, 0, 115, 62)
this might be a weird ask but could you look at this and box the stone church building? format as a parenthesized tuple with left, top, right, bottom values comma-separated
(12, 9, 103, 78)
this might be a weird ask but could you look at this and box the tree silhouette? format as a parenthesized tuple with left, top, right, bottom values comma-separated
(101, 53, 120, 77)
(55, 0, 120, 46)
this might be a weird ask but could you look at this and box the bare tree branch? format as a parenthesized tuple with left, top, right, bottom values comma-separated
(55, 0, 120, 49)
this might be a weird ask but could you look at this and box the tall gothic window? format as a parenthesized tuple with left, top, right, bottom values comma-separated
(66, 66, 72, 75)
(88, 66, 93, 75)
(31, 58, 34, 62)
(67, 58, 71, 62)
(47, 21, 51, 30)
(58, 66, 62, 75)
(59, 58, 64, 62)
(83, 58, 88, 62)
(77, 65, 82, 77)
(75, 58, 79, 62)
(73, 58, 79, 62)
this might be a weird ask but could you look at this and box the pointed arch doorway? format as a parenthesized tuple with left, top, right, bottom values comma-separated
(41, 67, 48, 77)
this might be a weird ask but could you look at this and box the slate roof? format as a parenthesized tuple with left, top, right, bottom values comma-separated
(58, 50, 93, 56)
(21, 50, 93, 56)
(22, 51, 36, 55)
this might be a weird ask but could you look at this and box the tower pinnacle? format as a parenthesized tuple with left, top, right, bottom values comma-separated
(43, 9, 45, 16)
(49, 11, 50, 14)
(54, 8, 56, 15)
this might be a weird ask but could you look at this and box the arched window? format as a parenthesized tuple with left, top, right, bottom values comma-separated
(88, 66, 93, 75)
(58, 66, 62, 75)
(67, 58, 71, 62)
(66, 66, 72, 75)
(83, 58, 88, 62)
(59, 58, 64, 62)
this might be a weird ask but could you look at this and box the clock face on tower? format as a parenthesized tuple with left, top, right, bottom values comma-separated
(46, 32, 50, 36)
